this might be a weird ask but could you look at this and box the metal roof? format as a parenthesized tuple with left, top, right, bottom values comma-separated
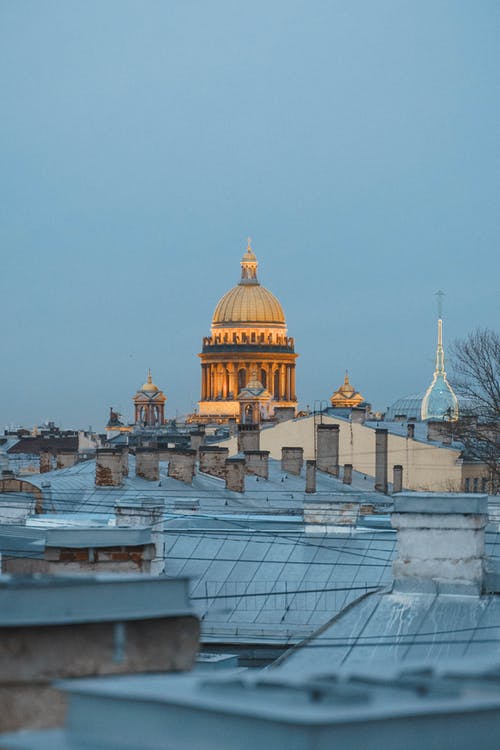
(0, 574, 193, 626)
(19, 455, 385, 520)
(0, 524, 154, 559)
(277, 526, 500, 674)
(164, 524, 395, 644)
(6, 658, 500, 749)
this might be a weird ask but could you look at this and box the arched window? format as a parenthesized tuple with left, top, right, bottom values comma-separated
(261, 369, 267, 388)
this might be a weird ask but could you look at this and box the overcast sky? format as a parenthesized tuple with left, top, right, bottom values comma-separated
(1, 1, 499, 429)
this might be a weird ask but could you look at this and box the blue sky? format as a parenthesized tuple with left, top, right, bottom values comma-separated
(1, 0, 499, 428)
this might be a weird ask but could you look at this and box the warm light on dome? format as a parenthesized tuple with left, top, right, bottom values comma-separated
(212, 242, 286, 327)
(196, 240, 298, 423)
(141, 368, 159, 393)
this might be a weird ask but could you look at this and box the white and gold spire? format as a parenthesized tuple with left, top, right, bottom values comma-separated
(421, 291, 459, 421)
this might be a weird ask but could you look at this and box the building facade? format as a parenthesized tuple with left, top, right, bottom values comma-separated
(196, 241, 298, 422)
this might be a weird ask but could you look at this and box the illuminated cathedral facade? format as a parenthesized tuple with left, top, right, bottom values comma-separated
(196, 241, 298, 423)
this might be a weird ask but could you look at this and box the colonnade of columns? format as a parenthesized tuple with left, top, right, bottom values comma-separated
(201, 362, 296, 402)
(134, 403, 164, 426)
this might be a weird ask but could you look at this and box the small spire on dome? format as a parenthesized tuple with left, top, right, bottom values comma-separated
(240, 237, 259, 284)
(344, 370, 350, 385)
(147, 368, 152, 384)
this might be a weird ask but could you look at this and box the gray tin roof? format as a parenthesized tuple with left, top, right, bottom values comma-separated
(0, 574, 193, 626)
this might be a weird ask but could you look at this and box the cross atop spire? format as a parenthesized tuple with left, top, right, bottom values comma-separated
(436, 289, 445, 319)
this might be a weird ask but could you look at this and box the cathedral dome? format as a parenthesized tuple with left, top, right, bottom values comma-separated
(213, 284, 285, 326)
(212, 241, 286, 327)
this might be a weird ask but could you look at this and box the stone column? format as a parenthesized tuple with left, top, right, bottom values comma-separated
(393, 464, 403, 493)
(316, 424, 339, 476)
(225, 457, 245, 493)
(291, 366, 296, 400)
(343, 464, 353, 485)
(375, 428, 388, 494)
(305, 460, 316, 494)
(279, 364, 286, 400)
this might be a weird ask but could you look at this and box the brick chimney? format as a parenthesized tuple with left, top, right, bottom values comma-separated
(391, 493, 488, 594)
(281, 447, 304, 476)
(225, 457, 245, 493)
(115, 499, 164, 574)
(95, 448, 124, 487)
(237, 424, 260, 453)
(393, 464, 403, 493)
(56, 451, 77, 470)
(39, 451, 52, 474)
(199, 446, 229, 479)
(135, 448, 160, 482)
(343, 464, 353, 485)
(244, 450, 269, 479)
(316, 424, 339, 476)
(305, 460, 316, 494)
(189, 431, 205, 454)
(274, 407, 296, 423)
(167, 448, 196, 484)
(375, 428, 388, 494)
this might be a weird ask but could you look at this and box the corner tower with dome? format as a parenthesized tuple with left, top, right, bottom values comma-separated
(196, 240, 298, 422)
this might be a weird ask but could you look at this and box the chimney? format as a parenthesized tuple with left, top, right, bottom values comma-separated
(375, 428, 388, 494)
(135, 447, 160, 482)
(199, 446, 229, 479)
(316, 424, 339, 476)
(274, 407, 296, 423)
(393, 464, 403, 493)
(56, 451, 77, 470)
(281, 447, 304, 476)
(39, 451, 52, 474)
(343, 463, 353, 485)
(115, 498, 164, 575)
(121, 447, 129, 477)
(244, 450, 269, 479)
(189, 431, 205, 454)
(225, 457, 245, 493)
(305, 460, 316, 494)
(167, 448, 196, 484)
(427, 419, 452, 445)
(391, 493, 488, 594)
(350, 407, 366, 425)
(237, 424, 260, 453)
(95, 448, 124, 487)
(407, 423, 415, 439)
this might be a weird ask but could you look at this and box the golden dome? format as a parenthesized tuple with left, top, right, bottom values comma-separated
(212, 241, 286, 326)
(141, 369, 159, 393)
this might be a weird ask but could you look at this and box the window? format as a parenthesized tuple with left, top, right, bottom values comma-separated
(464, 478, 470, 493)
